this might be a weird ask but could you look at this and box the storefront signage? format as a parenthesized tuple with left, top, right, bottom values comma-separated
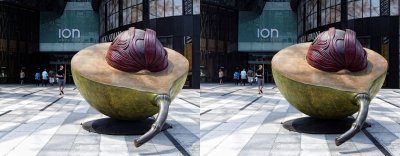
(257, 28, 279, 39)
(40, 2, 99, 52)
(59, 28, 81, 39)
(238, 2, 297, 52)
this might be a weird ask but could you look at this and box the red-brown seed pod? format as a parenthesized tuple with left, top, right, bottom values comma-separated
(106, 27, 168, 72)
(306, 27, 367, 72)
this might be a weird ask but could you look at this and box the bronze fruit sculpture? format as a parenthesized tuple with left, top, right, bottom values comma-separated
(272, 27, 387, 145)
(71, 27, 188, 147)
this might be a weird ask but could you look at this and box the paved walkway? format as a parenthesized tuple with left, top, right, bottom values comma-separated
(200, 83, 400, 156)
(2, 83, 400, 156)
(0, 84, 199, 156)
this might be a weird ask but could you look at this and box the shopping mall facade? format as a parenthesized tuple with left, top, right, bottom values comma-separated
(201, 0, 400, 88)
(0, 0, 200, 88)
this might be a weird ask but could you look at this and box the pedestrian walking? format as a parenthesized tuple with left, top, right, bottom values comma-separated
(218, 69, 224, 84)
(34, 70, 41, 86)
(240, 68, 247, 86)
(41, 69, 48, 87)
(247, 68, 254, 85)
(56, 65, 65, 95)
(256, 65, 264, 94)
(233, 69, 239, 86)
(20, 70, 25, 85)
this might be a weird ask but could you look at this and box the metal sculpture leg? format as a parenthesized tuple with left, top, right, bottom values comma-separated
(335, 94, 370, 146)
(134, 95, 170, 147)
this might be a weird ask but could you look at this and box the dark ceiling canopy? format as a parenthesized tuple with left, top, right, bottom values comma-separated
(91, 0, 99, 11)
(0, 0, 67, 14)
(202, 0, 267, 14)
(290, 0, 299, 12)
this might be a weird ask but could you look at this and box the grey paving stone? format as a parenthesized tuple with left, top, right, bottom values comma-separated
(0, 114, 19, 122)
(63, 113, 87, 125)
(169, 132, 199, 147)
(270, 143, 300, 156)
(74, 135, 101, 145)
(37, 149, 70, 156)
(55, 124, 81, 135)
(328, 142, 361, 156)
(370, 132, 399, 145)
(69, 144, 99, 156)
(275, 134, 301, 143)
(261, 112, 287, 124)
(13, 123, 41, 132)
(42, 135, 76, 150)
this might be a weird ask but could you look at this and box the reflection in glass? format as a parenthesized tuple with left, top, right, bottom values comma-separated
(193, 0, 200, 14)
(138, 4, 143, 21)
(335, 6, 341, 22)
(355, 0, 362, 18)
(150, 0, 156, 19)
(390, 0, 398, 15)
(174, 0, 183, 16)
(325, 8, 331, 24)
(362, 0, 370, 18)
(157, 0, 165, 18)
(371, 0, 380, 17)
(165, 0, 173, 17)
(321, 9, 326, 25)
(132, 6, 138, 23)
(330, 7, 336, 24)
(348, 1, 355, 20)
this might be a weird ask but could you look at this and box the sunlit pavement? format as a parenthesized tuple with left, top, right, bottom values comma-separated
(200, 83, 400, 156)
(0, 84, 199, 156)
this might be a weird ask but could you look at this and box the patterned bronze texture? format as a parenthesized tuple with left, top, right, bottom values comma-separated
(106, 27, 168, 72)
(306, 27, 367, 72)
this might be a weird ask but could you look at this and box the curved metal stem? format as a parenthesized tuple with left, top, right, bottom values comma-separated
(335, 93, 370, 146)
(134, 95, 170, 147)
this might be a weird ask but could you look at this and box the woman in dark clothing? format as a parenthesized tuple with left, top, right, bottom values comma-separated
(255, 65, 264, 94)
(56, 65, 65, 95)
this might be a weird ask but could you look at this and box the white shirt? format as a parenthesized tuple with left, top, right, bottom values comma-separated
(42, 71, 48, 80)
(240, 70, 247, 79)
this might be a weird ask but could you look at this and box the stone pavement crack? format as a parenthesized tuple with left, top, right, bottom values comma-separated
(179, 98, 199, 108)
(200, 109, 212, 115)
(377, 97, 400, 108)
(362, 129, 393, 156)
(0, 110, 12, 116)
(163, 130, 191, 156)
(40, 97, 63, 111)
(239, 96, 262, 110)
(221, 89, 242, 96)
(22, 89, 43, 97)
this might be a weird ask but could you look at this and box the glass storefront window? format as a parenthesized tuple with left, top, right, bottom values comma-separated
(150, 0, 157, 19)
(371, 0, 380, 17)
(106, 0, 119, 31)
(165, 0, 174, 17)
(122, 0, 143, 25)
(174, 0, 183, 16)
(391, 0, 399, 16)
(348, 1, 355, 19)
(157, 0, 165, 18)
(354, 0, 362, 18)
(362, 0, 371, 18)
(193, 0, 200, 14)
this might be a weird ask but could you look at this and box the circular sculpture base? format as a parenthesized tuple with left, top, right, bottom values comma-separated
(282, 117, 370, 134)
(82, 118, 172, 135)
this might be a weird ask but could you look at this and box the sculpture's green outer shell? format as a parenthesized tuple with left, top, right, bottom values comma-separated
(72, 68, 187, 120)
(272, 68, 386, 119)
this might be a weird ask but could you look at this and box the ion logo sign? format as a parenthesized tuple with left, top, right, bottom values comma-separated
(257, 28, 279, 39)
(58, 28, 81, 39)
